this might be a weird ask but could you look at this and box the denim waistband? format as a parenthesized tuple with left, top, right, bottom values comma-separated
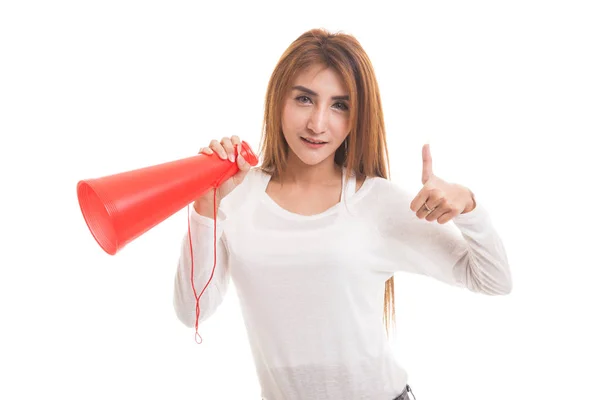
(393, 384, 416, 400)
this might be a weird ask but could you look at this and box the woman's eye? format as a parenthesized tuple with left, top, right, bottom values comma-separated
(296, 95, 311, 104)
(333, 102, 349, 111)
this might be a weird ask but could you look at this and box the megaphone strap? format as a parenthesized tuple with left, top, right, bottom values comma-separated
(187, 187, 220, 344)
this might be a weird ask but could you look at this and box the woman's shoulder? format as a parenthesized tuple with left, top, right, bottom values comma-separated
(355, 175, 411, 200)
(349, 175, 417, 221)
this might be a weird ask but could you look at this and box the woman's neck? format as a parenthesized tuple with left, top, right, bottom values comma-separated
(277, 155, 342, 187)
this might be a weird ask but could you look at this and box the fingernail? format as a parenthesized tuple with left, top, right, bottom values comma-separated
(229, 154, 235, 162)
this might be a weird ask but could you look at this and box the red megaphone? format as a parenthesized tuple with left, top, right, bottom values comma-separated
(76, 141, 258, 255)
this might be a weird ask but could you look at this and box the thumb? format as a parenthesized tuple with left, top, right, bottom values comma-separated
(421, 143, 434, 184)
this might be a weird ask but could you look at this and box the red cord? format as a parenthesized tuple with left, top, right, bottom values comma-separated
(187, 187, 218, 344)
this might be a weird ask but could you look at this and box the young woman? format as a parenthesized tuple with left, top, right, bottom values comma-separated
(173, 28, 512, 400)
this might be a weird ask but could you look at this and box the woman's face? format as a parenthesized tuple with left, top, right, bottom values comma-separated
(281, 64, 351, 167)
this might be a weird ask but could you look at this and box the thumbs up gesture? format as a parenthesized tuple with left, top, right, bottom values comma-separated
(409, 144, 477, 224)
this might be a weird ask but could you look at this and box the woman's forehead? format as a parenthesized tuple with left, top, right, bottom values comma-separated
(291, 64, 348, 94)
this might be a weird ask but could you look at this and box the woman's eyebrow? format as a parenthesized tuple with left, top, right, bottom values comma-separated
(292, 85, 349, 101)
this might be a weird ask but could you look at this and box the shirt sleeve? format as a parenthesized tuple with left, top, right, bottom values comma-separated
(374, 179, 512, 295)
(172, 206, 231, 328)
(172, 167, 261, 328)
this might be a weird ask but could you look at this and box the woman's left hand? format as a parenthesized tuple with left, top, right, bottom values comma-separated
(409, 144, 477, 224)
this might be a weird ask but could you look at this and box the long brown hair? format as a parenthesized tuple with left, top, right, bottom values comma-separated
(258, 28, 396, 337)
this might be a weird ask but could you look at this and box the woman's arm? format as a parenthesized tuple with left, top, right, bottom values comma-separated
(173, 207, 231, 328)
(375, 179, 512, 295)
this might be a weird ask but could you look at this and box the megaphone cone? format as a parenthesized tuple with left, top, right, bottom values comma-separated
(77, 141, 258, 255)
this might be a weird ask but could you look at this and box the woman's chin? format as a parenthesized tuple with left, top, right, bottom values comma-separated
(287, 143, 336, 166)
(295, 153, 334, 167)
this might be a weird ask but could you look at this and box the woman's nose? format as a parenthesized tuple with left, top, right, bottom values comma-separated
(307, 107, 328, 134)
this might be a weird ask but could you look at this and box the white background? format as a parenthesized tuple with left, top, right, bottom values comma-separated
(1, 1, 599, 399)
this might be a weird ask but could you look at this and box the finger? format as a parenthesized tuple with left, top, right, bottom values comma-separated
(232, 145, 251, 185)
(422, 144, 433, 185)
(416, 199, 439, 220)
(230, 135, 241, 146)
(209, 139, 228, 160)
(236, 144, 250, 171)
(425, 200, 448, 222)
(437, 209, 460, 224)
(419, 190, 444, 220)
(198, 147, 213, 155)
(231, 136, 242, 161)
(221, 137, 236, 162)
(410, 187, 429, 213)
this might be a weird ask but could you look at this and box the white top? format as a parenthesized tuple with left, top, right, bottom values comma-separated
(173, 167, 512, 400)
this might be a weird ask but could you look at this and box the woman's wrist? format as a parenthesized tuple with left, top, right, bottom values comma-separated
(193, 198, 220, 218)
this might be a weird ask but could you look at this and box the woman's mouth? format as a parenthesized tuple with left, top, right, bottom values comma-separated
(301, 137, 327, 148)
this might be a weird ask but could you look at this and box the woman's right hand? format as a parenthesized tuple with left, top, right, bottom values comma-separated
(194, 136, 252, 216)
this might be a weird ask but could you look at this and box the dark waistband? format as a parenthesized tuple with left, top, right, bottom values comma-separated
(392, 384, 415, 400)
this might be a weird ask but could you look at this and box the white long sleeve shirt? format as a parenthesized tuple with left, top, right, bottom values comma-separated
(173, 167, 512, 400)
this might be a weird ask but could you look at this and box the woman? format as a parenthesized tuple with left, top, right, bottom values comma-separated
(173, 28, 512, 400)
